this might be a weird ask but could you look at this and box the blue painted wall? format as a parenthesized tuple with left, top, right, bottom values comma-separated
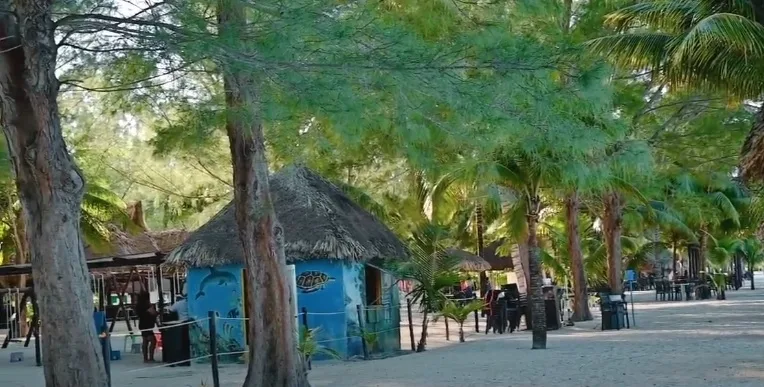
(343, 262, 365, 357)
(186, 264, 246, 361)
(293, 260, 346, 359)
(185, 260, 401, 362)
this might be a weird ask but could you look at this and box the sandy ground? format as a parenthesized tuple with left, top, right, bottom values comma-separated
(3, 275, 764, 386)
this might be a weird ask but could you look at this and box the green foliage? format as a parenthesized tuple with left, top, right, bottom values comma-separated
(434, 299, 485, 326)
(297, 326, 341, 362)
(395, 223, 462, 314)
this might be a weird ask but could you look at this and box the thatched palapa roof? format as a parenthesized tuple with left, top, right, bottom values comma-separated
(443, 248, 491, 272)
(85, 227, 189, 259)
(164, 165, 409, 267)
(85, 200, 190, 260)
(482, 240, 515, 271)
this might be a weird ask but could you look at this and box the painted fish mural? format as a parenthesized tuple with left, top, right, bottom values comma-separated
(296, 271, 335, 293)
(195, 267, 237, 299)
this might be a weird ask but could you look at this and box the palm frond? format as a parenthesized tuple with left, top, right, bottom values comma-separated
(586, 33, 675, 70)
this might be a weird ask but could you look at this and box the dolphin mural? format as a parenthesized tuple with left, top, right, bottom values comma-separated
(195, 267, 237, 299)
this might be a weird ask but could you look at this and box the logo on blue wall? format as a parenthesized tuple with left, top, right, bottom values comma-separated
(195, 267, 238, 299)
(296, 271, 335, 293)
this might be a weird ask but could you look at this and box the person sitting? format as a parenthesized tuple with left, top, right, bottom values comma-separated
(135, 291, 158, 363)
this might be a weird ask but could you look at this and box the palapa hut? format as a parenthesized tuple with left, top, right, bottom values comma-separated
(445, 248, 491, 272)
(164, 165, 409, 360)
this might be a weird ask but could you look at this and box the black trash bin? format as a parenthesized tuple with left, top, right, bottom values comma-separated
(600, 294, 626, 330)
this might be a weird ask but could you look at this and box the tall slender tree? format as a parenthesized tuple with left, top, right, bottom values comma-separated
(216, 0, 308, 385)
(0, 2, 108, 386)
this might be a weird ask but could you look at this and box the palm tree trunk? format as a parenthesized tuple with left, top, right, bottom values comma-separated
(0, 4, 109, 386)
(672, 240, 678, 277)
(602, 192, 623, 294)
(699, 230, 707, 275)
(740, 104, 764, 182)
(217, 2, 308, 385)
(417, 312, 429, 352)
(750, 261, 755, 290)
(476, 205, 488, 294)
(458, 324, 465, 343)
(526, 196, 547, 349)
(565, 192, 591, 321)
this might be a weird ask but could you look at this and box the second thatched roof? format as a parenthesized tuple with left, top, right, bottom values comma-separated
(443, 248, 491, 272)
(164, 165, 409, 267)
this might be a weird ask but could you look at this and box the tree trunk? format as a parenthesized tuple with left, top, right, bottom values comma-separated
(740, 104, 764, 182)
(526, 196, 546, 349)
(750, 261, 755, 290)
(602, 192, 623, 294)
(457, 324, 465, 343)
(564, 192, 591, 321)
(416, 312, 429, 352)
(217, 2, 308, 386)
(12, 209, 29, 335)
(672, 240, 678, 277)
(476, 205, 487, 295)
(0, 4, 109, 386)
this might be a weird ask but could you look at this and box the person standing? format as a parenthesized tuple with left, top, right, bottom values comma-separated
(165, 294, 191, 366)
(136, 291, 158, 363)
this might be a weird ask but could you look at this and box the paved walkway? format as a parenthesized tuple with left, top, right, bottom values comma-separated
(3, 277, 764, 386)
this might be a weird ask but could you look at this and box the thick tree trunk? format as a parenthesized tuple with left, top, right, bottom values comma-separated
(0, 4, 108, 386)
(565, 193, 591, 321)
(602, 192, 623, 294)
(217, 2, 308, 386)
(526, 196, 546, 349)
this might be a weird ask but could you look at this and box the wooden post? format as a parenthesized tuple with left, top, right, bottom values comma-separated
(156, 264, 165, 322)
(444, 315, 450, 341)
(208, 311, 220, 387)
(301, 307, 311, 370)
(474, 309, 480, 332)
(356, 305, 369, 360)
(98, 276, 105, 312)
(109, 269, 136, 333)
(34, 325, 41, 367)
(406, 298, 415, 352)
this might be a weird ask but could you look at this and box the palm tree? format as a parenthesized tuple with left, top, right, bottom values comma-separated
(586, 0, 764, 182)
(491, 149, 567, 350)
(435, 300, 485, 342)
(709, 237, 743, 299)
(396, 222, 461, 352)
(738, 237, 764, 290)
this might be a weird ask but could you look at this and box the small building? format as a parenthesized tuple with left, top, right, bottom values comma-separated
(164, 166, 408, 361)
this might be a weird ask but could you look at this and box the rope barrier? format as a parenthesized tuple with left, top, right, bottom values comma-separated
(109, 318, 208, 338)
(314, 327, 402, 344)
(216, 305, 399, 321)
(120, 354, 212, 373)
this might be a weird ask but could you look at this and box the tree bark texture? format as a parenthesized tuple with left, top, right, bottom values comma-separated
(526, 196, 546, 349)
(0, 3, 109, 386)
(564, 193, 591, 321)
(416, 313, 429, 352)
(602, 192, 623, 294)
(740, 104, 764, 182)
(475, 204, 488, 294)
(672, 241, 678, 276)
(217, 2, 308, 386)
